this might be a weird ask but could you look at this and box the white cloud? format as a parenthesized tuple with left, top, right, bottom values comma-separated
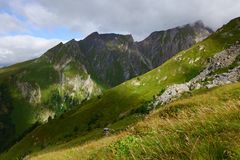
(8, 0, 240, 40)
(0, 35, 63, 66)
(0, 13, 26, 34)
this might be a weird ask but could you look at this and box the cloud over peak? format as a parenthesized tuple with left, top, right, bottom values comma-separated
(7, 0, 240, 39)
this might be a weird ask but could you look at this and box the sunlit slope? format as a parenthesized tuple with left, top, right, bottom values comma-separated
(0, 59, 60, 151)
(0, 57, 102, 152)
(28, 82, 240, 160)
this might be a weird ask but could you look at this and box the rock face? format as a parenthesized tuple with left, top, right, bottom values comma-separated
(78, 33, 150, 86)
(42, 21, 212, 87)
(205, 66, 240, 89)
(191, 43, 240, 83)
(64, 75, 102, 99)
(153, 42, 240, 106)
(137, 21, 212, 68)
(16, 81, 41, 104)
(154, 84, 190, 105)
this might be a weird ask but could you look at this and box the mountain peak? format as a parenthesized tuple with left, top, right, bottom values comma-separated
(84, 32, 134, 43)
(100, 33, 134, 43)
(66, 39, 78, 45)
(191, 20, 213, 33)
(84, 32, 100, 40)
(192, 20, 205, 27)
(45, 42, 64, 53)
(142, 21, 211, 42)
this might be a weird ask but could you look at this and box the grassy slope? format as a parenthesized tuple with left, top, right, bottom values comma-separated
(28, 82, 240, 160)
(0, 59, 59, 135)
(0, 58, 103, 150)
(1, 17, 240, 159)
(0, 59, 62, 154)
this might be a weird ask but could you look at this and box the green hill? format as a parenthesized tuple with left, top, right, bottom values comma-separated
(0, 17, 239, 159)
(0, 57, 102, 152)
(28, 82, 240, 160)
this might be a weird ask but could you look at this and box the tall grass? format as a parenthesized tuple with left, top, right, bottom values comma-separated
(28, 83, 240, 160)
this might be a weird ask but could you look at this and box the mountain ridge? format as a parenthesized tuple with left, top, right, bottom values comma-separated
(43, 20, 212, 87)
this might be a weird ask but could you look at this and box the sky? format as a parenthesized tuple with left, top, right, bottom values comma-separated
(0, 0, 240, 67)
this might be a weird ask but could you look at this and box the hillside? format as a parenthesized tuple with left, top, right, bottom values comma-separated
(0, 58, 102, 153)
(28, 82, 240, 160)
(0, 17, 239, 160)
(0, 21, 211, 153)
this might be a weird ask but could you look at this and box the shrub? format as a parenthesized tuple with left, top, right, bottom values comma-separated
(108, 135, 140, 158)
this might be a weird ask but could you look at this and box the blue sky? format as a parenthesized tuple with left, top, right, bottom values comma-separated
(0, 2, 82, 40)
(0, 0, 240, 66)
(21, 27, 82, 40)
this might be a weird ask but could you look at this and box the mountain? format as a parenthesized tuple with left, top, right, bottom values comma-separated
(0, 17, 239, 159)
(43, 21, 212, 87)
(137, 20, 212, 68)
(0, 21, 211, 153)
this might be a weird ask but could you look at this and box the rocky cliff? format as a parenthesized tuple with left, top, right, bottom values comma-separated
(137, 21, 212, 68)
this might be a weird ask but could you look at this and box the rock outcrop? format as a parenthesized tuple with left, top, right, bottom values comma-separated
(153, 42, 240, 106)
(191, 43, 240, 83)
(154, 84, 189, 106)
(64, 75, 102, 100)
(205, 66, 240, 89)
(16, 81, 41, 104)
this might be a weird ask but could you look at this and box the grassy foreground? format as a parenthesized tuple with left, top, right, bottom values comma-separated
(28, 82, 240, 160)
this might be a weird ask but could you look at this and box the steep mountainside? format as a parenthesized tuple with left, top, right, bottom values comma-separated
(137, 21, 212, 68)
(0, 58, 102, 153)
(43, 21, 212, 87)
(1, 17, 239, 160)
(0, 21, 211, 153)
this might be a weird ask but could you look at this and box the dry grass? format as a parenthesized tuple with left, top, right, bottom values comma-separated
(28, 83, 240, 160)
(28, 132, 129, 160)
